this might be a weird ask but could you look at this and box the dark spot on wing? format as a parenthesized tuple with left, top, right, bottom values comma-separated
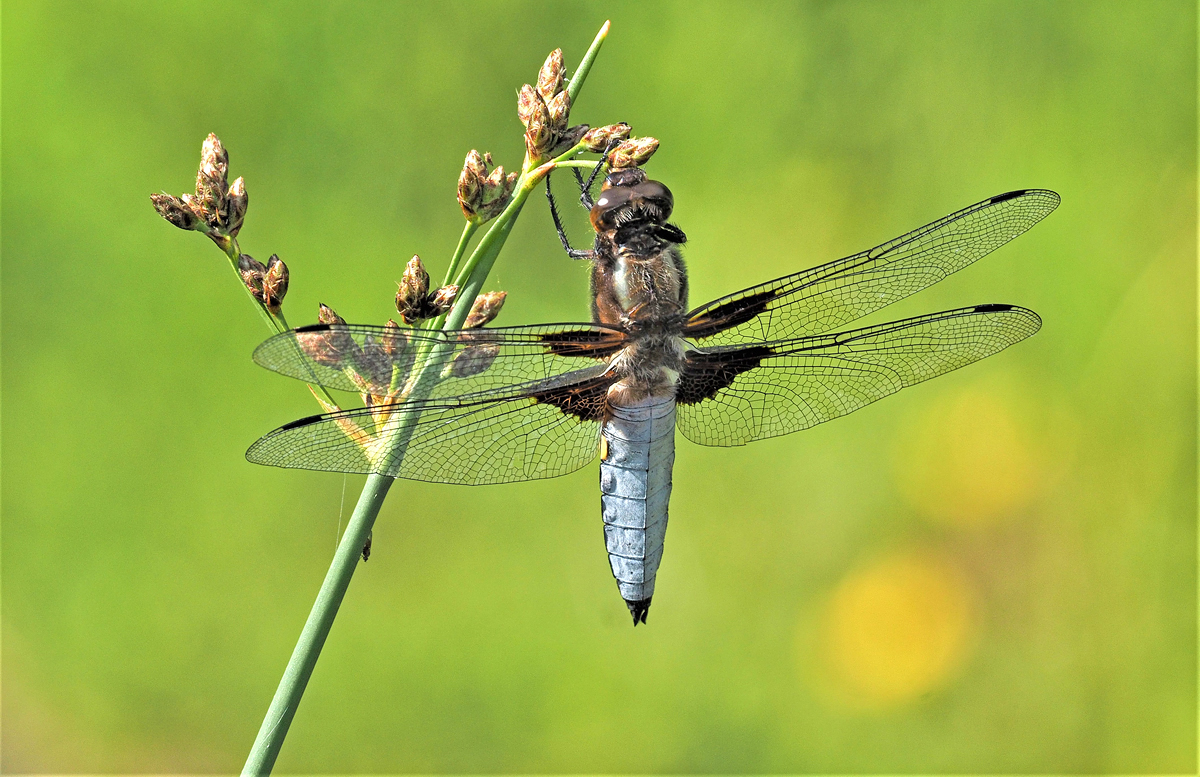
(683, 288, 780, 340)
(532, 373, 613, 422)
(540, 329, 627, 359)
(676, 345, 775, 405)
(293, 323, 332, 334)
(972, 303, 1014, 313)
(278, 414, 323, 431)
(989, 190, 1027, 204)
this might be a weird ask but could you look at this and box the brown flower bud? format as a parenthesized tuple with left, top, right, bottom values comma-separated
(192, 166, 228, 226)
(262, 254, 289, 311)
(226, 177, 248, 237)
(464, 290, 507, 328)
(545, 90, 571, 134)
(297, 303, 357, 368)
(517, 84, 544, 128)
(237, 254, 267, 302)
(457, 150, 487, 218)
(583, 123, 632, 153)
(608, 136, 660, 169)
(458, 151, 514, 222)
(537, 49, 565, 102)
(518, 84, 554, 160)
(199, 133, 229, 180)
(395, 255, 431, 322)
(429, 285, 458, 316)
(151, 193, 204, 231)
(318, 302, 345, 326)
(380, 319, 408, 359)
(450, 343, 501, 378)
(476, 166, 516, 222)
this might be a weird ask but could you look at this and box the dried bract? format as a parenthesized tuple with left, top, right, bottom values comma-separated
(545, 90, 571, 134)
(464, 290, 507, 328)
(608, 136, 660, 169)
(583, 123, 632, 153)
(458, 150, 517, 222)
(450, 343, 501, 378)
(262, 254, 289, 311)
(150, 193, 204, 231)
(226, 177, 248, 237)
(429, 285, 458, 316)
(237, 253, 268, 302)
(395, 255, 431, 322)
(297, 303, 359, 367)
(537, 49, 565, 102)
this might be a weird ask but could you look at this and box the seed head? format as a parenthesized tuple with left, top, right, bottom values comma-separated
(199, 133, 229, 179)
(545, 90, 571, 134)
(457, 150, 517, 223)
(429, 285, 458, 316)
(226, 177, 248, 237)
(537, 49, 565, 102)
(464, 290, 507, 328)
(395, 255, 431, 322)
(237, 253, 268, 302)
(608, 136, 660, 169)
(298, 303, 357, 367)
(450, 343, 501, 378)
(380, 319, 409, 359)
(518, 83, 554, 160)
(583, 123, 632, 153)
(150, 193, 204, 231)
(262, 254, 289, 311)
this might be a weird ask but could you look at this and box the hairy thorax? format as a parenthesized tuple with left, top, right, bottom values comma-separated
(592, 232, 689, 405)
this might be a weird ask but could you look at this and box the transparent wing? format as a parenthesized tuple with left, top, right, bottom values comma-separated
(676, 304, 1040, 446)
(683, 189, 1058, 345)
(246, 366, 613, 484)
(252, 321, 625, 399)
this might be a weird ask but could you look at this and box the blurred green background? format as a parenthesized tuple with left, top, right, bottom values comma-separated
(2, 1, 1195, 772)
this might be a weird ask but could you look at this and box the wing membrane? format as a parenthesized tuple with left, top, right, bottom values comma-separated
(676, 304, 1040, 446)
(246, 366, 612, 484)
(252, 321, 625, 399)
(683, 190, 1058, 345)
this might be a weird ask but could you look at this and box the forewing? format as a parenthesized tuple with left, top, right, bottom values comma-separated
(676, 304, 1040, 446)
(252, 321, 625, 398)
(683, 190, 1058, 345)
(246, 366, 613, 484)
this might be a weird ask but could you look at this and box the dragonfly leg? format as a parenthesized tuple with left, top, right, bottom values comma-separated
(545, 171, 595, 261)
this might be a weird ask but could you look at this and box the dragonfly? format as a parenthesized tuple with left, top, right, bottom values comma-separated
(246, 167, 1059, 625)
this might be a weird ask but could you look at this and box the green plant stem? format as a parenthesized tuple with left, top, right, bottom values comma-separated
(241, 473, 393, 775)
(240, 21, 610, 774)
(217, 235, 341, 409)
(442, 220, 479, 288)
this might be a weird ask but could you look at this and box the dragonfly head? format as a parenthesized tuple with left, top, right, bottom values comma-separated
(591, 169, 674, 232)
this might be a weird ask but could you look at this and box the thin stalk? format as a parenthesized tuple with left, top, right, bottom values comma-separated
(240, 21, 611, 774)
(442, 220, 480, 288)
(217, 235, 341, 409)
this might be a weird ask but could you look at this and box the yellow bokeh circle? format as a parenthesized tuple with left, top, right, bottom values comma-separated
(819, 551, 976, 709)
(892, 385, 1041, 528)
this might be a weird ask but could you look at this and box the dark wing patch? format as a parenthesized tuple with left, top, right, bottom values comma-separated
(532, 372, 614, 422)
(247, 366, 611, 484)
(676, 305, 1041, 447)
(253, 321, 624, 399)
(676, 345, 774, 405)
(682, 189, 1058, 345)
(681, 289, 779, 340)
(540, 328, 628, 359)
